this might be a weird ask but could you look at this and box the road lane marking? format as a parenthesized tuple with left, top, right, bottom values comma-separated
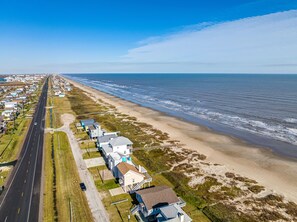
(26, 169, 28, 173)
(21, 192, 24, 197)
(18, 208, 20, 214)
(28, 161, 30, 165)
(27, 135, 41, 222)
(24, 179, 26, 184)
(0, 114, 36, 208)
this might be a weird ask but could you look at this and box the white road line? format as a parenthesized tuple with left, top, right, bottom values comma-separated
(26, 135, 41, 222)
(0, 114, 36, 208)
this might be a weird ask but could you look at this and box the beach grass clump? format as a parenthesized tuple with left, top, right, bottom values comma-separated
(225, 172, 235, 178)
(248, 185, 265, 194)
(234, 176, 257, 184)
(258, 208, 286, 221)
(220, 186, 245, 198)
(173, 163, 198, 174)
(284, 201, 297, 217)
(257, 194, 283, 205)
(191, 152, 207, 161)
(203, 203, 259, 222)
(134, 149, 171, 173)
(162, 171, 207, 209)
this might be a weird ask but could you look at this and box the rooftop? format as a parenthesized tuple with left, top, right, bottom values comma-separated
(136, 186, 179, 211)
(80, 119, 95, 126)
(110, 136, 133, 147)
(98, 133, 118, 143)
(117, 162, 144, 176)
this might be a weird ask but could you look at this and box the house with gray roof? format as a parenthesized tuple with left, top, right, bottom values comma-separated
(88, 122, 103, 139)
(96, 132, 118, 148)
(80, 119, 95, 131)
(109, 136, 133, 156)
(132, 186, 191, 221)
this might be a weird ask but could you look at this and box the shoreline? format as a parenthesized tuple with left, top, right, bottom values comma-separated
(63, 75, 297, 203)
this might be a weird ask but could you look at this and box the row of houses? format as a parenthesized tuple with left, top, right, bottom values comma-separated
(79, 119, 192, 222)
(0, 75, 44, 133)
(52, 75, 72, 97)
(3, 74, 44, 83)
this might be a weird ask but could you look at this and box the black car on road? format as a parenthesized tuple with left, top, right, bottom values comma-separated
(80, 182, 86, 191)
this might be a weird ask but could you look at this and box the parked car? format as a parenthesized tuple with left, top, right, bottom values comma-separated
(80, 182, 86, 191)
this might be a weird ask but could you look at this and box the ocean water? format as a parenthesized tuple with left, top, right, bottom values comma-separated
(64, 74, 297, 159)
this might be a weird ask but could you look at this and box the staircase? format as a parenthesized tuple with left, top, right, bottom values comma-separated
(130, 205, 139, 215)
(130, 175, 152, 193)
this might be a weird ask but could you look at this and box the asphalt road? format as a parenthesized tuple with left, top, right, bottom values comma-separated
(0, 78, 48, 222)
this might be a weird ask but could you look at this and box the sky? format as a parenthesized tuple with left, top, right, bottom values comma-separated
(0, 0, 297, 74)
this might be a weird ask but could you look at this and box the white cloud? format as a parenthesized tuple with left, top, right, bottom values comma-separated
(122, 10, 297, 73)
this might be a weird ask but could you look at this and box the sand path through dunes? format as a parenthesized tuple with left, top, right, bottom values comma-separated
(64, 77, 297, 203)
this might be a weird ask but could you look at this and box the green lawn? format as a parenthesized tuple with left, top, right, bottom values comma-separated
(82, 151, 101, 159)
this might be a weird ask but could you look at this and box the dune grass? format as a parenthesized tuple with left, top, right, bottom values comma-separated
(66, 86, 211, 222)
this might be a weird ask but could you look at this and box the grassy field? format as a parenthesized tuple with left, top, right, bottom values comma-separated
(82, 151, 101, 159)
(43, 131, 93, 222)
(43, 77, 93, 222)
(87, 167, 137, 222)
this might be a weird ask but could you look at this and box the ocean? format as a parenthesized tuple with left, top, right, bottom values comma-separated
(64, 74, 297, 159)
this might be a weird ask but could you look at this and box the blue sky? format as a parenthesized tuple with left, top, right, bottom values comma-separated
(0, 0, 297, 73)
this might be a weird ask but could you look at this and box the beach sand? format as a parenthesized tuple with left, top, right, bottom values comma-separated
(64, 77, 297, 202)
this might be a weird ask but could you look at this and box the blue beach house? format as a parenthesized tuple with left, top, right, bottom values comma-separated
(80, 119, 95, 131)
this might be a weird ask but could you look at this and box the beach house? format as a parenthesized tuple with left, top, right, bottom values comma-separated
(114, 162, 152, 193)
(101, 136, 133, 157)
(88, 122, 103, 139)
(115, 162, 145, 192)
(80, 119, 95, 131)
(109, 136, 133, 155)
(99, 135, 134, 173)
(96, 132, 118, 148)
(1, 110, 14, 120)
(132, 186, 191, 221)
(4, 101, 18, 110)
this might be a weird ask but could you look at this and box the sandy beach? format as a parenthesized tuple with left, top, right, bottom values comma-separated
(64, 76, 297, 203)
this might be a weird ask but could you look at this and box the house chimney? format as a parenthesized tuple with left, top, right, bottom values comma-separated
(179, 213, 185, 222)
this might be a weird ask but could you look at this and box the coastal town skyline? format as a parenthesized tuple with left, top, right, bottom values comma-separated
(1, 0, 297, 74)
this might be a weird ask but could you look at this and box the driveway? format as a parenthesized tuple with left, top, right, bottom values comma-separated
(84, 157, 105, 168)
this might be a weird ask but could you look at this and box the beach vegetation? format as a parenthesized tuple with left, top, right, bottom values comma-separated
(57, 84, 297, 222)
